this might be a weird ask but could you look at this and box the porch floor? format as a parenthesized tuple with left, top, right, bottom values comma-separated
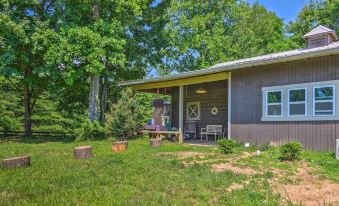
(184, 140, 217, 147)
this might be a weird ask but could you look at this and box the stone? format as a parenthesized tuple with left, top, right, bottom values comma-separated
(74, 146, 92, 159)
(112, 141, 128, 152)
(150, 138, 163, 147)
(2, 155, 30, 169)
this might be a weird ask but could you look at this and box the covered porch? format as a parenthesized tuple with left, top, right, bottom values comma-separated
(121, 71, 231, 142)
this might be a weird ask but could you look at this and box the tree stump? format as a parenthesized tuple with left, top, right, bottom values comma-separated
(74, 146, 92, 159)
(2, 155, 30, 169)
(112, 141, 128, 152)
(150, 138, 162, 147)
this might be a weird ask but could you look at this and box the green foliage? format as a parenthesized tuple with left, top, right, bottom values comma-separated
(288, 0, 339, 47)
(279, 141, 303, 161)
(259, 143, 272, 152)
(76, 120, 106, 141)
(106, 89, 143, 140)
(217, 139, 240, 154)
(162, 1, 295, 73)
(0, 116, 20, 131)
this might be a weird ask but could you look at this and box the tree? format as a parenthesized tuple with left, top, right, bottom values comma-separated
(287, 0, 339, 47)
(0, 1, 60, 136)
(161, 1, 295, 72)
(106, 88, 143, 140)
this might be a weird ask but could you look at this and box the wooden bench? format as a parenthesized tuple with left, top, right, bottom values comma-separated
(201, 125, 223, 141)
(141, 130, 183, 143)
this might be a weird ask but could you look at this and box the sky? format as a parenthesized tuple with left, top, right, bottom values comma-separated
(249, 0, 309, 23)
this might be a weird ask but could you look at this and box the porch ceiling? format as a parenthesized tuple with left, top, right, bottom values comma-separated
(128, 72, 229, 90)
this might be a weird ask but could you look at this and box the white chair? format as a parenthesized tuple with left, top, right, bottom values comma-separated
(201, 125, 223, 141)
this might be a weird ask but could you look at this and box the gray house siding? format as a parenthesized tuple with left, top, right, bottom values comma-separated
(231, 54, 339, 151)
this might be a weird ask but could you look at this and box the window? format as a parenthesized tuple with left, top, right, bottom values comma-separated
(289, 88, 306, 116)
(313, 86, 335, 116)
(262, 80, 339, 121)
(266, 91, 282, 116)
(186, 102, 200, 120)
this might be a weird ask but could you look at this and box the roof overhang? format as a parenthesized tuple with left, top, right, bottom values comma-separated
(119, 42, 339, 90)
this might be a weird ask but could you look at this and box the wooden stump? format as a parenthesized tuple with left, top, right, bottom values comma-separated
(2, 156, 30, 169)
(74, 146, 92, 159)
(112, 141, 128, 152)
(150, 138, 162, 147)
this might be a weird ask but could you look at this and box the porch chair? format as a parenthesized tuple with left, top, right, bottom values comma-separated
(201, 125, 223, 141)
(184, 121, 197, 139)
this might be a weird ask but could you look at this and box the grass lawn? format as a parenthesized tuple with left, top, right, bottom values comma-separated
(0, 137, 338, 206)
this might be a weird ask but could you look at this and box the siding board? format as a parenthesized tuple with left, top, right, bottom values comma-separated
(231, 55, 339, 151)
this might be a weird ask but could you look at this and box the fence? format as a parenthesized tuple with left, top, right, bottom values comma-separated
(0, 130, 75, 142)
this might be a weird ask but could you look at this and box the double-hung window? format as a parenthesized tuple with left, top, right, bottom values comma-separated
(289, 88, 306, 116)
(266, 91, 282, 116)
(313, 86, 335, 116)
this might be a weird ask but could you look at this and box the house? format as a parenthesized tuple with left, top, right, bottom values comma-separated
(120, 26, 339, 151)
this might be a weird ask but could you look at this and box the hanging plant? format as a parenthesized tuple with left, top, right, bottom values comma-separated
(153, 99, 164, 107)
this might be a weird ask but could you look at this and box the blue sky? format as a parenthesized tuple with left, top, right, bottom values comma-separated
(249, 0, 309, 23)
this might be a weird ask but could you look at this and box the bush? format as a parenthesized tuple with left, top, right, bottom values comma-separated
(279, 141, 303, 161)
(0, 116, 20, 131)
(217, 139, 239, 154)
(106, 88, 143, 140)
(76, 120, 106, 141)
(259, 143, 272, 152)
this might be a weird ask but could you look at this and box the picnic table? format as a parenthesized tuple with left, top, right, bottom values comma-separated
(141, 130, 183, 143)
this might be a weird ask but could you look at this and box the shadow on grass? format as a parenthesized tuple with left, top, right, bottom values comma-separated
(3, 136, 76, 144)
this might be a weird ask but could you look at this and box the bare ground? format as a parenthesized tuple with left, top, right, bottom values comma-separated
(156, 151, 339, 206)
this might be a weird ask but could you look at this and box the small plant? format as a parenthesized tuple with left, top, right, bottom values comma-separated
(279, 141, 303, 161)
(76, 120, 106, 141)
(217, 139, 239, 154)
(259, 143, 272, 152)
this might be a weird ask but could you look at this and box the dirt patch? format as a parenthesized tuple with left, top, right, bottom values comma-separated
(212, 162, 260, 175)
(211, 152, 260, 175)
(275, 162, 339, 206)
(226, 180, 250, 192)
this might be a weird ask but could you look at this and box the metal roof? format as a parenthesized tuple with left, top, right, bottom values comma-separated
(303, 25, 337, 40)
(119, 41, 339, 87)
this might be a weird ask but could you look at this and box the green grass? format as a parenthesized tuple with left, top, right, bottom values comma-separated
(0, 137, 337, 205)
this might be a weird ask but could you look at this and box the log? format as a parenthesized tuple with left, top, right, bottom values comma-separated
(150, 138, 162, 147)
(112, 141, 128, 152)
(74, 146, 92, 159)
(2, 155, 30, 169)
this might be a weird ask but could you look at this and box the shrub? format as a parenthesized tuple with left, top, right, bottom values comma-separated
(76, 120, 106, 141)
(0, 116, 20, 131)
(217, 139, 239, 154)
(106, 88, 143, 140)
(279, 141, 303, 161)
(259, 143, 272, 152)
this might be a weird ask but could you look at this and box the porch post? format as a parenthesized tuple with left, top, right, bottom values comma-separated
(179, 85, 184, 143)
(227, 72, 232, 138)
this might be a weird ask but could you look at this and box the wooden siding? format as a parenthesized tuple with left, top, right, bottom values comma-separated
(171, 80, 228, 139)
(231, 54, 339, 151)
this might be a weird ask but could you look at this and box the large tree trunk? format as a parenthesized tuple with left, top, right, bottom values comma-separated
(99, 75, 108, 123)
(88, 3, 101, 122)
(24, 67, 32, 136)
(88, 74, 100, 121)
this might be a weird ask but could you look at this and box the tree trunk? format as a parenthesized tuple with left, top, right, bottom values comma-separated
(24, 67, 32, 137)
(88, 74, 100, 121)
(99, 75, 108, 123)
(88, 3, 101, 122)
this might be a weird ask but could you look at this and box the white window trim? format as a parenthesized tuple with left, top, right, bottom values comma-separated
(186, 102, 200, 120)
(266, 90, 283, 117)
(288, 88, 307, 117)
(313, 85, 335, 116)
